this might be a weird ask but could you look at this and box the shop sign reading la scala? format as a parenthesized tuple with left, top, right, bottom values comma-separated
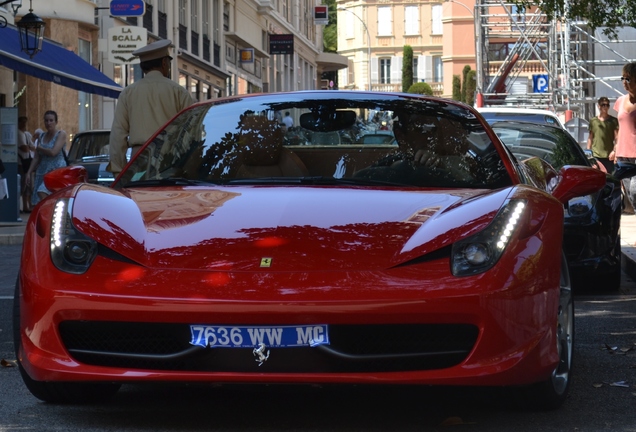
(108, 26, 147, 65)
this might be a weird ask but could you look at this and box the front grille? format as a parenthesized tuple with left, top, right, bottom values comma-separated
(59, 321, 478, 373)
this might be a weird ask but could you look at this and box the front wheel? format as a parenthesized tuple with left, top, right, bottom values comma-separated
(515, 252, 573, 410)
(13, 276, 121, 404)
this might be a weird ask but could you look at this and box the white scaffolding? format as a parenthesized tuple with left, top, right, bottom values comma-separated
(475, 0, 636, 119)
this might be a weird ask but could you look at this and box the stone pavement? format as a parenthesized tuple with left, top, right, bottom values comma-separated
(620, 213, 636, 281)
(0, 212, 29, 246)
(3, 211, 636, 282)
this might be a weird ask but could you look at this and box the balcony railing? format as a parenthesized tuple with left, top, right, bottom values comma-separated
(371, 82, 444, 96)
(487, 60, 547, 75)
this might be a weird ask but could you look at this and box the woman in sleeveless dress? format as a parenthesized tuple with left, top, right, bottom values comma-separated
(25, 110, 68, 206)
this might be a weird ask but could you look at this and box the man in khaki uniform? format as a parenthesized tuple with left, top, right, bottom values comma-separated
(108, 39, 193, 174)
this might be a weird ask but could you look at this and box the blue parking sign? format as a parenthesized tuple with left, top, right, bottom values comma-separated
(110, 0, 145, 17)
(533, 75, 549, 93)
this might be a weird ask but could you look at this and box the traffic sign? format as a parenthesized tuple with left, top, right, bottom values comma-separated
(533, 74, 549, 93)
(110, 0, 145, 17)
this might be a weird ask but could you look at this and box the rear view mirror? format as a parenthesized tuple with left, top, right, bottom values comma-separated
(43, 165, 89, 193)
(552, 165, 606, 205)
(300, 110, 357, 132)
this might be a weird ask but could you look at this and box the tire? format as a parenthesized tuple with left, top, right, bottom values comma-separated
(604, 235, 622, 292)
(13, 276, 121, 404)
(515, 252, 574, 410)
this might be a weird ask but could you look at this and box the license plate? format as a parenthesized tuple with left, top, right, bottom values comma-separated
(189, 325, 330, 348)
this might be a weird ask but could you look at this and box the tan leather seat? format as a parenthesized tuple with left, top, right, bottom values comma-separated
(236, 117, 309, 178)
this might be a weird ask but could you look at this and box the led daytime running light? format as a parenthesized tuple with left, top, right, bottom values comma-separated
(451, 199, 527, 277)
(51, 200, 67, 248)
(49, 198, 98, 274)
(496, 201, 525, 250)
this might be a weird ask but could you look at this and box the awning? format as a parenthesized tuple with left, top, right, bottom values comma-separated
(0, 25, 122, 99)
(316, 52, 349, 72)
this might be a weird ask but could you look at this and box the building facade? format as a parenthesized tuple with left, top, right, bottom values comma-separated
(1, 0, 104, 144)
(336, 0, 477, 98)
(1, 0, 347, 146)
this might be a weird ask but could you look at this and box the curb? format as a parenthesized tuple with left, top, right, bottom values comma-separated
(0, 225, 26, 245)
(0, 234, 25, 245)
(0, 213, 29, 246)
(621, 242, 636, 283)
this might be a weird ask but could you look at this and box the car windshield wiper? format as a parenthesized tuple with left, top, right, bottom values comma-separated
(300, 176, 409, 186)
(226, 176, 409, 187)
(124, 177, 216, 187)
(225, 177, 307, 185)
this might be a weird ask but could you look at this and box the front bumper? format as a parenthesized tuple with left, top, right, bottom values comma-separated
(17, 243, 562, 388)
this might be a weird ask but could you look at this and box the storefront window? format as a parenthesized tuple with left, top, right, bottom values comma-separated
(78, 38, 92, 131)
(190, 78, 200, 101)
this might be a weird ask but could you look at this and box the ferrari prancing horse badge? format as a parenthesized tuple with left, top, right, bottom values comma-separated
(253, 343, 270, 366)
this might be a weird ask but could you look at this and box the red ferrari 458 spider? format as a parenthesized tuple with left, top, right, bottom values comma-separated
(14, 91, 615, 409)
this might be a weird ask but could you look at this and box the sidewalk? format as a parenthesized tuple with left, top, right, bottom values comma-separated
(4, 212, 636, 281)
(0, 212, 30, 246)
(620, 214, 636, 280)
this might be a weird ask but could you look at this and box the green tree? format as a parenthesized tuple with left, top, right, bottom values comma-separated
(465, 70, 477, 106)
(452, 75, 462, 101)
(323, 0, 337, 53)
(321, 0, 338, 88)
(461, 65, 471, 103)
(402, 45, 414, 93)
(513, 0, 635, 37)
(407, 82, 434, 95)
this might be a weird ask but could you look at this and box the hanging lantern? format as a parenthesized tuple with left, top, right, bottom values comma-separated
(16, 0, 44, 58)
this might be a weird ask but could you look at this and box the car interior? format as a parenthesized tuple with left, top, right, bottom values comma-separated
(117, 101, 512, 190)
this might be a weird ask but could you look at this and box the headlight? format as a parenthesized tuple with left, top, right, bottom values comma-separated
(451, 200, 526, 276)
(567, 194, 594, 217)
(50, 198, 98, 274)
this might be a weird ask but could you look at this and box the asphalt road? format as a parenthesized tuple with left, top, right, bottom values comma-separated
(2, 244, 636, 431)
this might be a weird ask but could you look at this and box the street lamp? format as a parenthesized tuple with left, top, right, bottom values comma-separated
(338, 6, 371, 91)
(16, 0, 45, 58)
(0, 0, 44, 57)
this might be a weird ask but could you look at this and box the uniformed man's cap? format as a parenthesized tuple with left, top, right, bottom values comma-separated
(132, 39, 173, 62)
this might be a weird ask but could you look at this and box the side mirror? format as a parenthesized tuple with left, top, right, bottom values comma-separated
(613, 162, 636, 180)
(43, 165, 89, 193)
(552, 165, 606, 205)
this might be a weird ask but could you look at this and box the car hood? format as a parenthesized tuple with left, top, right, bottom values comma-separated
(71, 185, 511, 271)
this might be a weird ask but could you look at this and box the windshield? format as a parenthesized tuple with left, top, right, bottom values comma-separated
(480, 112, 562, 127)
(68, 132, 110, 162)
(492, 123, 588, 169)
(116, 94, 512, 189)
